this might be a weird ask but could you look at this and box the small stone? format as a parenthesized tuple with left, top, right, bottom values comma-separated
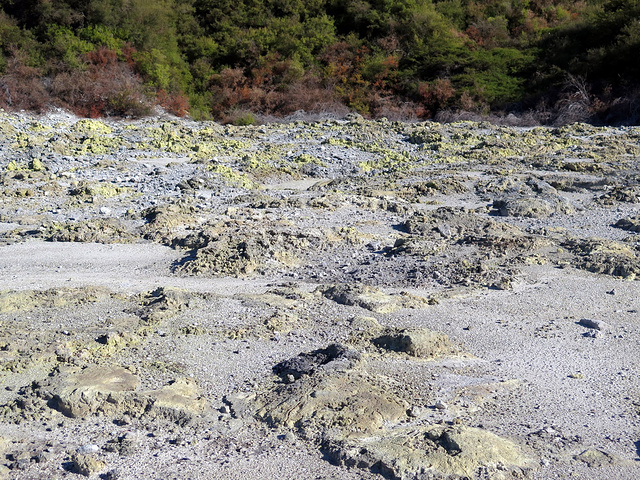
(99, 207, 112, 215)
(435, 400, 447, 410)
(287, 374, 296, 383)
(284, 431, 296, 442)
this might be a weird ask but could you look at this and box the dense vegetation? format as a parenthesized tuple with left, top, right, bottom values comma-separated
(0, 0, 638, 123)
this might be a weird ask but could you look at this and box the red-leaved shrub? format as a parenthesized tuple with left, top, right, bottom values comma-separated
(50, 47, 152, 118)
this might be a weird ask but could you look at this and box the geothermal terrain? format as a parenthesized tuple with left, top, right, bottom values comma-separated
(0, 110, 639, 479)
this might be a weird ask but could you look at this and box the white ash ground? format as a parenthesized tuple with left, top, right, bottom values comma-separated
(0, 111, 639, 479)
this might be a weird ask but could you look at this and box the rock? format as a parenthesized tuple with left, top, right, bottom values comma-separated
(373, 328, 458, 358)
(10, 458, 30, 470)
(493, 196, 554, 218)
(272, 344, 361, 381)
(407, 405, 422, 417)
(563, 238, 640, 279)
(324, 425, 532, 479)
(146, 377, 208, 424)
(574, 449, 621, 467)
(258, 344, 407, 436)
(320, 284, 431, 313)
(71, 453, 106, 477)
(43, 365, 207, 423)
(34, 451, 52, 463)
(613, 216, 640, 232)
(47, 365, 140, 418)
(579, 319, 609, 331)
(104, 469, 122, 480)
(435, 399, 448, 410)
(77, 445, 100, 454)
(348, 316, 384, 338)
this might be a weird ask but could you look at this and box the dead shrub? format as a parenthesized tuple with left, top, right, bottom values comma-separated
(210, 66, 348, 122)
(552, 74, 593, 125)
(369, 93, 420, 121)
(602, 89, 640, 124)
(50, 48, 151, 118)
(417, 78, 456, 118)
(157, 89, 189, 117)
(273, 73, 344, 115)
(0, 51, 50, 112)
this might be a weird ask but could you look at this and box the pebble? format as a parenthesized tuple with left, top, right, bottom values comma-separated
(99, 206, 112, 215)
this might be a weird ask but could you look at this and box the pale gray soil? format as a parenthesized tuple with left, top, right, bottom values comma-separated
(0, 111, 639, 479)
